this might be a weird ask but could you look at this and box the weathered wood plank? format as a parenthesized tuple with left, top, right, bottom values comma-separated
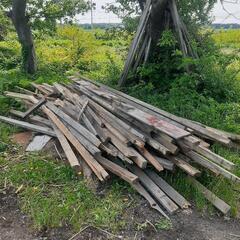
(131, 181, 169, 219)
(51, 124, 81, 172)
(22, 98, 46, 119)
(0, 116, 56, 137)
(189, 177, 231, 215)
(97, 156, 138, 184)
(129, 165, 179, 214)
(146, 169, 191, 209)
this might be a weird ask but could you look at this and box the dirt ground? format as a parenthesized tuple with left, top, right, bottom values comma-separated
(0, 191, 240, 240)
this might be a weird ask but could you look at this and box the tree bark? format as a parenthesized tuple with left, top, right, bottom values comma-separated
(9, 0, 37, 74)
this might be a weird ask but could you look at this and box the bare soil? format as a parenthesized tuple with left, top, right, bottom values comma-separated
(0, 191, 240, 240)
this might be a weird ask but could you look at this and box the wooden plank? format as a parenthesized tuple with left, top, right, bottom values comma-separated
(67, 126, 101, 157)
(77, 100, 88, 121)
(189, 177, 231, 215)
(131, 181, 169, 219)
(46, 102, 101, 147)
(51, 124, 82, 172)
(186, 150, 240, 182)
(193, 145, 235, 171)
(119, 0, 152, 86)
(26, 135, 52, 152)
(146, 169, 191, 209)
(129, 165, 179, 214)
(75, 86, 146, 146)
(31, 83, 51, 95)
(22, 98, 46, 119)
(0, 116, 56, 137)
(97, 156, 138, 184)
(10, 110, 52, 128)
(154, 156, 175, 171)
(107, 143, 133, 164)
(146, 137, 170, 156)
(168, 155, 201, 177)
(152, 134, 178, 155)
(137, 147, 164, 172)
(43, 106, 109, 181)
(117, 106, 190, 140)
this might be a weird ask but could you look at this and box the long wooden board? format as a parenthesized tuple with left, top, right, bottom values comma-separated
(0, 116, 56, 137)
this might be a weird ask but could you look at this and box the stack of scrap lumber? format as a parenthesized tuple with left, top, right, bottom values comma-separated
(1, 77, 240, 218)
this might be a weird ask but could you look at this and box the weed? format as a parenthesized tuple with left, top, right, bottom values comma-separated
(155, 219, 173, 231)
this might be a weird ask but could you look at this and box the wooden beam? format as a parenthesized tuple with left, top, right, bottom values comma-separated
(129, 165, 179, 214)
(146, 169, 191, 209)
(97, 156, 138, 184)
(0, 116, 56, 137)
(189, 177, 231, 215)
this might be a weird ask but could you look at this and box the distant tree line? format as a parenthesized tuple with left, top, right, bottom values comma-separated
(212, 23, 240, 29)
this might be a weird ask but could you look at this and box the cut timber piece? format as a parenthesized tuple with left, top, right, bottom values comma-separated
(137, 147, 164, 172)
(186, 151, 240, 183)
(106, 129, 147, 168)
(154, 156, 175, 171)
(193, 145, 235, 171)
(146, 137, 170, 156)
(43, 106, 109, 182)
(22, 98, 46, 119)
(52, 124, 82, 173)
(67, 126, 101, 157)
(117, 107, 190, 140)
(46, 102, 101, 147)
(0, 116, 56, 137)
(206, 126, 240, 142)
(107, 143, 133, 164)
(145, 170, 191, 209)
(97, 156, 138, 184)
(129, 165, 178, 214)
(168, 155, 201, 177)
(10, 110, 52, 128)
(26, 135, 52, 152)
(31, 83, 51, 95)
(77, 100, 88, 121)
(152, 134, 178, 155)
(189, 177, 231, 215)
(131, 181, 169, 219)
(182, 136, 200, 148)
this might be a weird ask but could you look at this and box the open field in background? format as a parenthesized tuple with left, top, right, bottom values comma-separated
(0, 27, 240, 234)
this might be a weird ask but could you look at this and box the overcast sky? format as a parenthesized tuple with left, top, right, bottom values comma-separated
(77, 0, 240, 24)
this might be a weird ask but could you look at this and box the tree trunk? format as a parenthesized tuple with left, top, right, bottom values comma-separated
(9, 0, 37, 74)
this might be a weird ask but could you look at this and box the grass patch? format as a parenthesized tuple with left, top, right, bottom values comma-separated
(0, 152, 130, 231)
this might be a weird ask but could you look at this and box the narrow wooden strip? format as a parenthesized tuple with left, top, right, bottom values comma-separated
(22, 98, 46, 119)
(129, 165, 179, 214)
(146, 169, 191, 209)
(186, 151, 240, 183)
(168, 155, 201, 177)
(193, 145, 235, 171)
(0, 116, 56, 137)
(189, 177, 231, 215)
(131, 181, 169, 219)
(52, 123, 81, 172)
(97, 156, 138, 184)
(137, 147, 164, 172)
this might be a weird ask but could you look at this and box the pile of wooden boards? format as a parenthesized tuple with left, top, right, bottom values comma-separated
(1, 76, 240, 218)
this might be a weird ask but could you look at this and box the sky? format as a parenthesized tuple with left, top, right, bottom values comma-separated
(76, 0, 240, 24)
